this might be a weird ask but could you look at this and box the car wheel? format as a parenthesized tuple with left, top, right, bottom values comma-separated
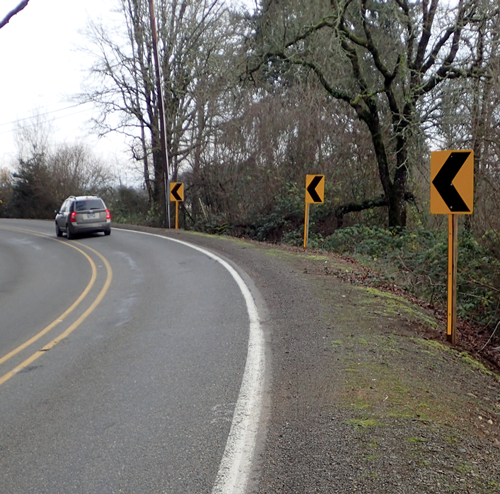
(55, 223, 63, 237)
(66, 225, 74, 240)
(104, 229, 111, 236)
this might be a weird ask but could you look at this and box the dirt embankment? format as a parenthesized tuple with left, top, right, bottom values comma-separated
(118, 226, 500, 493)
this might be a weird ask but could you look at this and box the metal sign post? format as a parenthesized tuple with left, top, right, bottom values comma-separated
(447, 214, 458, 344)
(430, 150, 474, 344)
(170, 182, 184, 230)
(304, 175, 325, 249)
(304, 203, 311, 249)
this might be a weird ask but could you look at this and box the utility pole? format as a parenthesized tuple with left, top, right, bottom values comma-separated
(148, 0, 171, 228)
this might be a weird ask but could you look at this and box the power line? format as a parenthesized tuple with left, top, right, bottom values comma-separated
(0, 102, 94, 130)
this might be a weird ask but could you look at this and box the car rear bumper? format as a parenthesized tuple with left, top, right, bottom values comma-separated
(69, 221, 111, 234)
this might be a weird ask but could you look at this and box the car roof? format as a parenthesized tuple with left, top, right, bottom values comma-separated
(69, 196, 103, 201)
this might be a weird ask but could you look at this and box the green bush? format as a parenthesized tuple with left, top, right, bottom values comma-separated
(196, 184, 305, 242)
(107, 186, 150, 225)
(317, 225, 500, 329)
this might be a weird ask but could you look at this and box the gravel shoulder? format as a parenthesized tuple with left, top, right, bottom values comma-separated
(117, 226, 500, 493)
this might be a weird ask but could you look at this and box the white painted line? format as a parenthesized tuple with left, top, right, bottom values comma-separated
(119, 229, 265, 494)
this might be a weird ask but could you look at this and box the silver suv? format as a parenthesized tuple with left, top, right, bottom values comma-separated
(55, 196, 111, 239)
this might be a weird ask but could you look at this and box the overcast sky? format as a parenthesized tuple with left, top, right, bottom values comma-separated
(0, 0, 254, 178)
(0, 0, 124, 168)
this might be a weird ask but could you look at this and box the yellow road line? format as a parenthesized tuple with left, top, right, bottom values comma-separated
(0, 229, 113, 386)
(0, 230, 97, 366)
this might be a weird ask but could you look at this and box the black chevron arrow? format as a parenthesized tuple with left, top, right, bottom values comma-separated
(432, 152, 471, 212)
(307, 175, 323, 203)
(171, 183, 182, 201)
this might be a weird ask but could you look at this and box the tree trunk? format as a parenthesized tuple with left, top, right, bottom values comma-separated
(364, 105, 408, 229)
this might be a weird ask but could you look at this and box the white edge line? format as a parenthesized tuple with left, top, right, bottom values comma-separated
(119, 229, 265, 494)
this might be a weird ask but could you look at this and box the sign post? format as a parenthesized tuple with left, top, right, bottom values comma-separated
(304, 175, 325, 248)
(304, 203, 311, 249)
(430, 150, 474, 344)
(447, 214, 458, 344)
(170, 182, 184, 230)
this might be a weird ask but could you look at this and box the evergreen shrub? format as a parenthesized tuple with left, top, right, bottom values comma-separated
(318, 225, 500, 330)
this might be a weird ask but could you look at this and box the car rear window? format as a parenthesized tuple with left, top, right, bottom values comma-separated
(75, 199, 105, 211)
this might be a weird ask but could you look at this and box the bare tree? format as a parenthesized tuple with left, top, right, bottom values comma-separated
(50, 143, 114, 200)
(9, 119, 114, 218)
(78, 0, 232, 225)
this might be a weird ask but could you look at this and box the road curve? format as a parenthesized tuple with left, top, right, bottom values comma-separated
(0, 219, 266, 494)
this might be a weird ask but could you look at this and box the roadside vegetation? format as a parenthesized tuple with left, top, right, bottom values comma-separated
(1, 0, 499, 364)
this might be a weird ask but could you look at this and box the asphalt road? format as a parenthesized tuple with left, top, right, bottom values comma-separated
(0, 219, 265, 494)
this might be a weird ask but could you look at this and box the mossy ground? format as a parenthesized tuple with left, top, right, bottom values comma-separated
(264, 246, 500, 493)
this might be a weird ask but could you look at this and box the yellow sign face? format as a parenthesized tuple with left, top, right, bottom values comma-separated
(170, 182, 184, 202)
(305, 175, 325, 204)
(430, 150, 473, 214)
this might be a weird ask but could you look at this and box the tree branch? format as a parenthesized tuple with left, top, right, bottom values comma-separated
(0, 0, 30, 29)
(331, 192, 416, 228)
(412, 0, 439, 71)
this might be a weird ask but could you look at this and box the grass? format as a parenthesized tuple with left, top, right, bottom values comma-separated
(407, 436, 427, 443)
(346, 418, 384, 429)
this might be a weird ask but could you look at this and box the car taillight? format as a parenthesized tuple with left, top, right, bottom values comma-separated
(106, 209, 111, 220)
(70, 212, 77, 223)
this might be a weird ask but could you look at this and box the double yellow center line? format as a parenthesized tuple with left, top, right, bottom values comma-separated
(0, 229, 113, 386)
